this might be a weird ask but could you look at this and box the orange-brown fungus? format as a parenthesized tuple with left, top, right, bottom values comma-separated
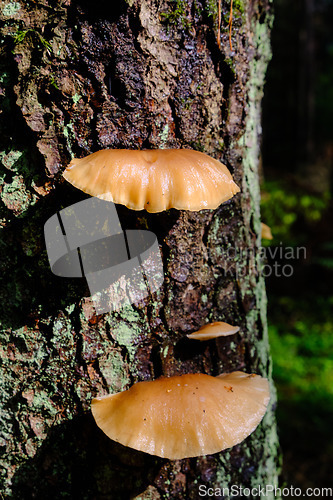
(63, 149, 240, 213)
(91, 371, 270, 459)
(187, 321, 240, 341)
(261, 222, 273, 240)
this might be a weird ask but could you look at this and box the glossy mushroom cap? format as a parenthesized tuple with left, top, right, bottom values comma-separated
(63, 149, 240, 213)
(261, 222, 273, 240)
(187, 321, 240, 341)
(91, 371, 270, 459)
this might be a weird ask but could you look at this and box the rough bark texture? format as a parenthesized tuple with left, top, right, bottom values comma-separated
(0, 0, 280, 498)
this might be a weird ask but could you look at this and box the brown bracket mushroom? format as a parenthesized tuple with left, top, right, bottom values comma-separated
(187, 321, 240, 341)
(63, 149, 240, 213)
(91, 371, 270, 460)
(261, 222, 273, 240)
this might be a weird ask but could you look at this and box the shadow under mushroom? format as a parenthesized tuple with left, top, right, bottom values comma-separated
(11, 414, 163, 500)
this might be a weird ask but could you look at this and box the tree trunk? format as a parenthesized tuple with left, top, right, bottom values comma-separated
(0, 0, 280, 498)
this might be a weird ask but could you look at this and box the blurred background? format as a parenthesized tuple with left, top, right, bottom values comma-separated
(261, 0, 333, 491)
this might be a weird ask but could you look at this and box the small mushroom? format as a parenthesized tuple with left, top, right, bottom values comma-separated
(63, 149, 240, 213)
(91, 371, 270, 459)
(187, 321, 240, 341)
(261, 222, 273, 240)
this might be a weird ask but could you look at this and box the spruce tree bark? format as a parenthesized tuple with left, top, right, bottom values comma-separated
(0, 0, 280, 498)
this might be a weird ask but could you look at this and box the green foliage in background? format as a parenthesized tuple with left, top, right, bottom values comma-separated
(268, 294, 333, 486)
(261, 180, 333, 485)
(269, 295, 333, 409)
(260, 180, 330, 246)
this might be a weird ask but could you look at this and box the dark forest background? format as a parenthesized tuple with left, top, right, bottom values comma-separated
(262, 0, 333, 491)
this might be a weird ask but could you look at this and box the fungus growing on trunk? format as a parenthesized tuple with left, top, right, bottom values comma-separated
(187, 321, 240, 341)
(91, 371, 269, 459)
(63, 149, 240, 213)
(261, 222, 273, 240)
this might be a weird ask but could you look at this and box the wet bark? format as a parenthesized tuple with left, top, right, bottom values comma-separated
(0, 0, 280, 498)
